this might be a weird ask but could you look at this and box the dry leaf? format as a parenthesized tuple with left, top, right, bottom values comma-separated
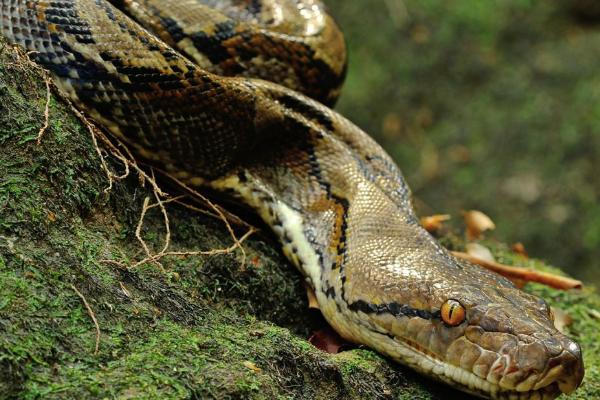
(304, 282, 320, 310)
(411, 24, 430, 44)
(119, 282, 131, 298)
(249, 330, 266, 338)
(421, 214, 451, 233)
(463, 210, 496, 241)
(47, 211, 57, 222)
(382, 112, 403, 140)
(242, 361, 262, 373)
(511, 279, 527, 289)
(551, 307, 573, 334)
(465, 243, 495, 263)
(588, 309, 600, 320)
(447, 145, 471, 164)
(308, 327, 352, 354)
(511, 242, 529, 258)
(452, 251, 583, 290)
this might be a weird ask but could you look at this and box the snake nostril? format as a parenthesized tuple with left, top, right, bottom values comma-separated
(566, 339, 582, 359)
(536, 334, 562, 357)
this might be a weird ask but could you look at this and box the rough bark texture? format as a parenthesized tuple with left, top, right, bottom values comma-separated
(0, 40, 598, 399)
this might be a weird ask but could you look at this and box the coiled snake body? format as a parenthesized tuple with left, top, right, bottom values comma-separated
(0, 1, 584, 398)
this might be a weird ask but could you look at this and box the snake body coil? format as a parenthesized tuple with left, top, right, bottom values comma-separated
(0, 1, 584, 398)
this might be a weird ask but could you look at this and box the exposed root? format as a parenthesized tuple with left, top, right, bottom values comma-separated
(135, 196, 166, 272)
(151, 170, 171, 256)
(6, 45, 127, 189)
(13, 44, 257, 273)
(146, 169, 261, 270)
(172, 199, 221, 220)
(129, 175, 257, 269)
(69, 104, 131, 193)
(61, 89, 254, 273)
(3, 46, 53, 144)
(131, 228, 255, 269)
(452, 251, 583, 290)
(66, 96, 169, 198)
(97, 163, 257, 271)
(87, 133, 257, 271)
(36, 75, 51, 144)
(146, 195, 186, 210)
(70, 284, 101, 355)
(63, 98, 249, 271)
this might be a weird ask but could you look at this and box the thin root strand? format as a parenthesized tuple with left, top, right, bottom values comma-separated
(70, 284, 101, 355)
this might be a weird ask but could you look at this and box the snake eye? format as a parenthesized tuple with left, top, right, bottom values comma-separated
(441, 299, 466, 326)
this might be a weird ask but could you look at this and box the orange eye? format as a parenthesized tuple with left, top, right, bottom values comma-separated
(441, 299, 466, 326)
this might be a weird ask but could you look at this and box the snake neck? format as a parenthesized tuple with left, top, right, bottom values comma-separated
(203, 102, 438, 330)
(205, 93, 584, 399)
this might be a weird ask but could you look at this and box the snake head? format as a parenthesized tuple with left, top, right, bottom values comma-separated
(439, 283, 585, 399)
(334, 223, 584, 400)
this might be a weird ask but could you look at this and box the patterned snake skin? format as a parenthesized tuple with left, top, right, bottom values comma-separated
(0, 1, 584, 398)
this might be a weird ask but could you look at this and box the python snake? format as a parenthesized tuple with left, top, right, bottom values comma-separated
(0, 1, 585, 398)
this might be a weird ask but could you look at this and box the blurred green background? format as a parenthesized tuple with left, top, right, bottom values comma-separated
(327, 0, 600, 285)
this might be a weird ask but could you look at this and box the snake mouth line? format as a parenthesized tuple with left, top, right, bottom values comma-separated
(390, 336, 563, 400)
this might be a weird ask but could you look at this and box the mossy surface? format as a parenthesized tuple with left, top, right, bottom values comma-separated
(0, 36, 599, 400)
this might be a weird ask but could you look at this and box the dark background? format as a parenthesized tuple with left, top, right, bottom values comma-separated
(327, 0, 600, 285)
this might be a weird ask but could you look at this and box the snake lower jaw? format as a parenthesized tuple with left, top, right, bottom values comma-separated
(412, 355, 565, 400)
(437, 365, 563, 400)
(379, 335, 577, 400)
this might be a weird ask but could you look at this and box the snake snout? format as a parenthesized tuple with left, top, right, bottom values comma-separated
(452, 301, 584, 399)
(511, 333, 584, 396)
(554, 337, 584, 394)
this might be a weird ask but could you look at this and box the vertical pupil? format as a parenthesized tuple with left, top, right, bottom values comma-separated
(448, 304, 455, 320)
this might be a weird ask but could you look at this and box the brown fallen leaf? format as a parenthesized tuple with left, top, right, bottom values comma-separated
(119, 282, 132, 298)
(421, 214, 451, 233)
(309, 326, 354, 354)
(411, 24, 430, 44)
(551, 307, 573, 334)
(510, 278, 528, 289)
(447, 144, 471, 164)
(463, 210, 496, 241)
(452, 251, 583, 290)
(250, 256, 261, 267)
(466, 243, 496, 263)
(304, 282, 320, 310)
(242, 361, 262, 373)
(24, 271, 36, 279)
(588, 309, 600, 320)
(511, 242, 529, 258)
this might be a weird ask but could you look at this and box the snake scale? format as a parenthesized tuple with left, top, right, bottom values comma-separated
(0, 1, 585, 398)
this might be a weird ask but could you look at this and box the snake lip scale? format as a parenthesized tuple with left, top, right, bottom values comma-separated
(388, 333, 575, 400)
(0, 0, 585, 398)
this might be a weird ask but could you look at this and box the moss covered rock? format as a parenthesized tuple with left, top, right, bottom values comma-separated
(0, 39, 598, 399)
